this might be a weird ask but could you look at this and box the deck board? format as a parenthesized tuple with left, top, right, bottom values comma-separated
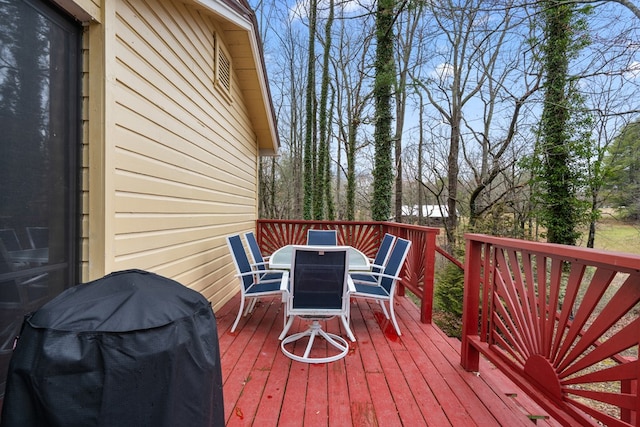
(216, 293, 560, 426)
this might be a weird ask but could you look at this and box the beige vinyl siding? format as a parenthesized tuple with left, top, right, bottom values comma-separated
(110, 0, 259, 310)
(81, 14, 109, 282)
(81, 27, 90, 281)
(85, 0, 100, 14)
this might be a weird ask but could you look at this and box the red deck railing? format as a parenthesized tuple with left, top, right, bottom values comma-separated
(256, 221, 638, 425)
(256, 220, 441, 323)
(461, 233, 639, 426)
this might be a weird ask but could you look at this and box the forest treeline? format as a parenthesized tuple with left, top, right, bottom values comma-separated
(250, 0, 639, 251)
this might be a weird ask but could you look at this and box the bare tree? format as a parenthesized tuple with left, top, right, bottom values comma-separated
(330, 8, 375, 220)
(462, 8, 542, 232)
(393, 1, 424, 222)
(412, 0, 509, 248)
(253, 2, 309, 218)
(250, 0, 639, 232)
(568, 1, 639, 245)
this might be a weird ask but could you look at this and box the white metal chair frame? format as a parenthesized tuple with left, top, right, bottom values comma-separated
(279, 245, 355, 364)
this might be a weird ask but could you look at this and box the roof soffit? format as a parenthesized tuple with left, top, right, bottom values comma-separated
(188, 0, 279, 154)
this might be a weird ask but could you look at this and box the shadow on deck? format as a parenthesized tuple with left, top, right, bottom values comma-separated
(216, 294, 563, 426)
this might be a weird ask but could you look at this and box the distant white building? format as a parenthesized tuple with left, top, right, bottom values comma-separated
(401, 205, 454, 218)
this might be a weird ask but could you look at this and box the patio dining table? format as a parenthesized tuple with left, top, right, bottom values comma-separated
(269, 244, 370, 271)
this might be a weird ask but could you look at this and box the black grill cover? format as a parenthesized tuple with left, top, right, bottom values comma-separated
(0, 269, 224, 427)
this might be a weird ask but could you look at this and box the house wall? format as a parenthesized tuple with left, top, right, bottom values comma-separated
(53, 0, 101, 22)
(77, 0, 262, 311)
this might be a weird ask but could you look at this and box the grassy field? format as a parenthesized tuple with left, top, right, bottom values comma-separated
(578, 220, 640, 254)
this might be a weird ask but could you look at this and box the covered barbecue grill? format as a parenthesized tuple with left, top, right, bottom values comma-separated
(1, 269, 224, 427)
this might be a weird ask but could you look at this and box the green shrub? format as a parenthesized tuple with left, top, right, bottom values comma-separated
(433, 262, 465, 338)
(434, 262, 465, 318)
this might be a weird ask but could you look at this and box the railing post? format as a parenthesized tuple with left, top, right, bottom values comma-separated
(620, 363, 636, 424)
(256, 220, 263, 247)
(420, 230, 437, 324)
(461, 236, 482, 372)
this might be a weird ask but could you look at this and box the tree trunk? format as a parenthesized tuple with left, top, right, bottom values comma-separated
(303, 0, 317, 219)
(372, 0, 395, 221)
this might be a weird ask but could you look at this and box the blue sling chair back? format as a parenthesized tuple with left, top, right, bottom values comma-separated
(306, 229, 338, 246)
(350, 233, 396, 285)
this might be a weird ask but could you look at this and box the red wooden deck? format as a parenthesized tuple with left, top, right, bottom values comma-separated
(216, 293, 563, 426)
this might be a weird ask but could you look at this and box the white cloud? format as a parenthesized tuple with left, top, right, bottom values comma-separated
(431, 63, 454, 80)
(624, 61, 640, 79)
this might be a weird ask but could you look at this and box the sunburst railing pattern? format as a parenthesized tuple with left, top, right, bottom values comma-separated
(256, 220, 385, 256)
(255, 220, 440, 322)
(461, 233, 639, 426)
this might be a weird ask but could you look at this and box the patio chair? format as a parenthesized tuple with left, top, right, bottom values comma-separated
(350, 233, 396, 286)
(0, 229, 23, 252)
(0, 240, 49, 309)
(1, 240, 29, 355)
(350, 237, 411, 336)
(243, 231, 285, 314)
(26, 226, 48, 249)
(306, 229, 338, 245)
(1, 240, 49, 371)
(1, 228, 27, 269)
(279, 245, 354, 363)
(226, 234, 288, 333)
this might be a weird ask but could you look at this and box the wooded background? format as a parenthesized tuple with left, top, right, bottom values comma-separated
(249, 0, 640, 250)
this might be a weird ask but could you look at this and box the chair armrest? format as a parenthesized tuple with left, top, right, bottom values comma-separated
(20, 273, 49, 285)
(350, 271, 402, 282)
(235, 269, 285, 278)
(250, 261, 270, 268)
(279, 271, 290, 291)
(347, 275, 356, 293)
